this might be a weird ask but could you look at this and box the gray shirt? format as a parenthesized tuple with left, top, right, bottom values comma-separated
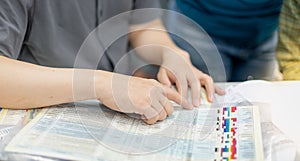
(0, 0, 160, 72)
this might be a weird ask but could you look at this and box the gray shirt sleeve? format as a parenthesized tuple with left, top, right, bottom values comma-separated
(130, 0, 162, 25)
(132, 0, 160, 9)
(0, 0, 32, 59)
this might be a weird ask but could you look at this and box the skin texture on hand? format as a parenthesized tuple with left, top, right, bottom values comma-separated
(129, 18, 225, 107)
(95, 72, 191, 124)
(158, 48, 225, 106)
(1, 17, 224, 125)
(0, 56, 190, 125)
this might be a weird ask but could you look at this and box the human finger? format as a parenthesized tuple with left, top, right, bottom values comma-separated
(152, 99, 167, 121)
(142, 107, 160, 125)
(157, 68, 172, 87)
(187, 77, 201, 107)
(163, 86, 192, 109)
(175, 75, 188, 100)
(215, 85, 226, 95)
(159, 94, 174, 116)
(200, 74, 215, 102)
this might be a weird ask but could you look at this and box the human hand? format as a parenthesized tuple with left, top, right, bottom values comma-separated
(96, 73, 191, 124)
(157, 48, 225, 107)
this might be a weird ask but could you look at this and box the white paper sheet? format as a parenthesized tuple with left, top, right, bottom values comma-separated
(0, 108, 39, 141)
(4, 101, 263, 161)
(217, 80, 297, 161)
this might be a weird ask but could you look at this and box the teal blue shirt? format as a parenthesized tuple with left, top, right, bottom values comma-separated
(176, 0, 282, 47)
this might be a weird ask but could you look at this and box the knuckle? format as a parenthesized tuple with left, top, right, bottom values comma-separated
(149, 79, 161, 87)
(203, 74, 213, 82)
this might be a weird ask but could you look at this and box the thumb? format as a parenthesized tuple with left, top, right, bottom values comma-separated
(163, 86, 193, 109)
(158, 68, 172, 87)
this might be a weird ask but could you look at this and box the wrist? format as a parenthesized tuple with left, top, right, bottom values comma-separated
(94, 70, 113, 101)
(162, 47, 190, 62)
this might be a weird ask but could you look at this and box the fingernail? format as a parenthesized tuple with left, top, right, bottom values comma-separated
(209, 94, 213, 102)
(182, 100, 193, 109)
(187, 102, 193, 109)
(193, 99, 200, 107)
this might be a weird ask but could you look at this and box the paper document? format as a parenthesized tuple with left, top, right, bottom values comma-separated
(4, 101, 263, 161)
(0, 108, 40, 141)
(215, 81, 297, 161)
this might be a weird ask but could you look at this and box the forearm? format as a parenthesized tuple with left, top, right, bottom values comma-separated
(129, 19, 189, 64)
(0, 56, 110, 109)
